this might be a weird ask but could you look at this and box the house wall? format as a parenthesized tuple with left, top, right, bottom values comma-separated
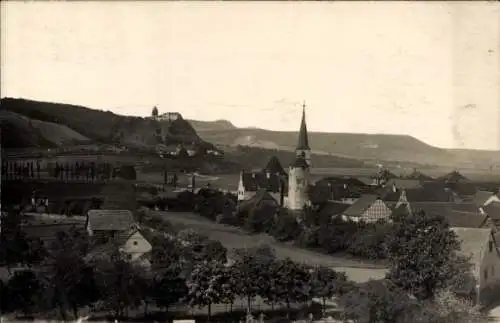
(478, 236, 500, 305)
(121, 231, 152, 261)
(359, 200, 392, 223)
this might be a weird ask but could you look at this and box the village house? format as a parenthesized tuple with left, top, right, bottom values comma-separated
(86, 209, 152, 262)
(20, 213, 87, 247)
(475, 189, 500, 207)
(452, 227, 500, 305)
(480, 202, 500, 234)
(237, 156, 287, 205)
(341, 194, 393, 223)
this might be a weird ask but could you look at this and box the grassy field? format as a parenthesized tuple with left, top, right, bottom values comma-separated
(154, 210, 388, 282)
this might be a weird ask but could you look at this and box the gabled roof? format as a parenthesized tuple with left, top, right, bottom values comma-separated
(263, 156, 286, 176)
(386, 179, 423, 190)
(452, 227, 496, 269)
(382, 185, 455, 203)
(406, 169, 434, 181)
(437, 171, 470, 183)
(482, 202, 500, 225)
(318, 201, 350, 218)
(474, 190, 495, 206)
(238, 189, 279, 213)
(316, 176, 367, 188)
(296, 105, 310, 151)
(343, 194, 379, 217)
(240, 171, 283, 193)
(21, 220, 87, 244)
(446, 210, 488, 228)
(87, 209, 135, 231)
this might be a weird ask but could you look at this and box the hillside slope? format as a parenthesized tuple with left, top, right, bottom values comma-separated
(1, 98, 212, 150)
(191, 123, 500, 167)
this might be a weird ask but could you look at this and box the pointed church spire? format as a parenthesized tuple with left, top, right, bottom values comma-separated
(296, 101, 310, 151)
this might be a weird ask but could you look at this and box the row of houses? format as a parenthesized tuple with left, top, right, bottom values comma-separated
(235, 154, 500, 305)
(16, 209, 153, 266)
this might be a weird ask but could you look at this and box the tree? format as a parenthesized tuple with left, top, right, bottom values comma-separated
(41, 228, 97, 320)
(245, 203, 277, 233)
(152, 264, 187, 314)
(339, 279, 418, 323)
(347, 222, 391, 260)
(94, 249, 145, 318)
(150, 235, 184, 270)
(270, 208, 302, 242)
(2, 270, 43, 316)
(317, 217, 357, 254)
(232, 245, 276, 311)
(185, 260, 226, 321)
(272, 258, 312, 311)
(310, 266, 350, 315)
(0, 210, 31, 267)
(385, 210, 463, 300)
(177, 229, 227, 265)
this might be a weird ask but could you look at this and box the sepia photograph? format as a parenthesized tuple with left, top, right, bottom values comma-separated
(1, 1, 500, 322)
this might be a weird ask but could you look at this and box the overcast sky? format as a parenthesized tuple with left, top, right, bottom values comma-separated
(1, 2, 499, 150)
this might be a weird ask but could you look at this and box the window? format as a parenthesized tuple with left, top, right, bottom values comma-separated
(133, 241, 138, 246)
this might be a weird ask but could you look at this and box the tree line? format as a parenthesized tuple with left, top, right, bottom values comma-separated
(0, 210, 347, 322)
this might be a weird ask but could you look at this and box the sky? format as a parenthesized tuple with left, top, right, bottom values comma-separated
(1, 1, 499, 150)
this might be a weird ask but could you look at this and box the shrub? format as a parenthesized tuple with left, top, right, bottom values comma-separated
(270, 209, 302, 242)
(347, 223, 391, 260)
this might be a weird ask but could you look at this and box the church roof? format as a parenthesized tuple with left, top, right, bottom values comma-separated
(240, 171, 283, 193)
(296, 105, 310, 151)
(263, 156, 286, 176)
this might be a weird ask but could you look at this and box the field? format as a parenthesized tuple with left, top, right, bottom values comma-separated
(155, 210, 388, 283)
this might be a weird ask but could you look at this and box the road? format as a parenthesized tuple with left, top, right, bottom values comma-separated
(490, 305, 500, 322)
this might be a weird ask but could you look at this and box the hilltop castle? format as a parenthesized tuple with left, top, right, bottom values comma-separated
(237, 102, 312, 211)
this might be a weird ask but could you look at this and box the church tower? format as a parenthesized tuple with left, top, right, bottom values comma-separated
(296, 101, 311, 167)
(288, 102, 311, 211)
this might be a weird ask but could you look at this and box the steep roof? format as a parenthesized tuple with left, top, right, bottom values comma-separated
(437, 170, 470, 183)
(452, 227, 494, 271)
(482, 202, 500, 226)
(474, 190, 495, 206)
(385, 179, 423, 190)
(406, 169, 434, 181)
(446, 210, 488, 228)
(240, 171, 283, 193)
(263, 156, 286, 176)
(296, 105, 310, 151)
(87, 209, 136, 231)
(318, 201, 351, 218)
(382, 185, 455, 203)
(238, 188, 279, 213)
(343, 194, 379, 217)
(21, 219, 87, 244)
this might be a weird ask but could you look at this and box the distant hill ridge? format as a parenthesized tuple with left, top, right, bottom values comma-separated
(1, 97, 499, 168)
(0, 97, 213, 150)
(189, 119, 500, 168)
